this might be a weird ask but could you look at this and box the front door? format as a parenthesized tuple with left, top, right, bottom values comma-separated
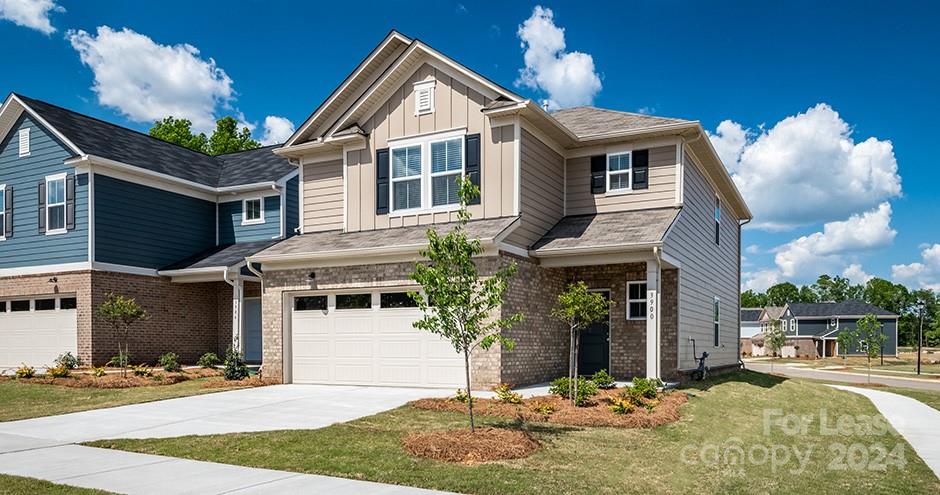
(578, 290, 610, 376)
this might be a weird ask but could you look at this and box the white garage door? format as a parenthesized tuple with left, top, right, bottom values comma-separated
(290, 291, 464, 387)
(0, 296, 78, 369)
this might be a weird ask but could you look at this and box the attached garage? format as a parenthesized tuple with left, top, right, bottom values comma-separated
(0, 296, 78, 369)
(289, 290, 464, 387)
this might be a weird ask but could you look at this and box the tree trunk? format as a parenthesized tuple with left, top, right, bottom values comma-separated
(568, 326, 575, 402)
(573, 332, 580, 405)
(464, 349, 474, 433)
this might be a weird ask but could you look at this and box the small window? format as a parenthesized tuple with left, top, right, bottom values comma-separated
(414, 81, 435, 115)
(19, 128, 30, 157)
(829, 318, 837, 327)
(627, 282, 647, 319)
(242, 198, 264, 224)
(391, 145, 422, 211)
(11, 300, 30, 312)
(336, 293, 372, 310)
(46, 175, 67, 233)
(714, 196, 721, 245)
(60, 297, 77, 310)
(294, 296, 327, 311)
(0, 185, 5, 239)
(35, 298, 56, 311)
(430, 138, 463, 207)
(713, 297, 720, 347)
(0, 301, 6, 312)
(607, 152, 631, 192)
(381, 292, 418, 309)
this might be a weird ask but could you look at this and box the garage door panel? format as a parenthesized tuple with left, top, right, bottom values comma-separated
(334, 340, 374, 358)
(0, 304, 77, 368)
(378, 340, 422, 359)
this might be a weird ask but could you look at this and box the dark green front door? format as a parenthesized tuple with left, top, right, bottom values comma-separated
(579, 290, 610, 376)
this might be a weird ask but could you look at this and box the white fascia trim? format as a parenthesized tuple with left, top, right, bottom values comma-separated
(158, 266, 228, 277)
(0, 261, 91, 277)
(274, 168, 300, 187)
(275, 134, 365, 159)
(7, 94, 84, 155)
(87, 167, 95, 261)
(92, 262, 159, 277)
(513, 118, 521, 217)
(387, 127, 467, 147)
(249, 236, 501, 265)
(531, 242, 661, 258)
(66, 154, 217, 194)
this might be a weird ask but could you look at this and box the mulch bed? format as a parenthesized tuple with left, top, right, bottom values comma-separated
(411, 387, 687, 429)
(403, 427, 540, 464)
(201, 376, 280, 389)
(5, 368, 223, 389)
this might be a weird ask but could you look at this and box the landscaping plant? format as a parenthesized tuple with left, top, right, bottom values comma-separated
(549, 376, 598, 406)
(14, 364, 35, 379)
(132, 364, 153, 377)
(92, 367, 107, 377)
(492, 383, 523, 404)
(408, 178, 522, 433)
(223, 346, 249, 380)
(197, 352, 220, 368)
(46, 365, 71, 378)
(453, 388, 471, 404)
(54, 352, 82, 370)
(158, 352, 182, 373)
(96, 293, 149, 378)
(591, 369, 616, 389)
(764, 318, 786, 373)
(856, 313, 889, 384)
(550, 281, 611, 405)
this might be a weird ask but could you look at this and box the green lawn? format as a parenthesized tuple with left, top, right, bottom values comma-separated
(759, 355, 940, 376)
(88, 371, 940, 494)
(882, 387, 940, 412)
(0, 377, 244, 422)
(0, 474, 114, 495)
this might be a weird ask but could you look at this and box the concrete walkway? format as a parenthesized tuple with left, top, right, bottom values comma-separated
(0, 384, 456, 494)
(829, 385, 940, 479)
(747, 361, 940, 392)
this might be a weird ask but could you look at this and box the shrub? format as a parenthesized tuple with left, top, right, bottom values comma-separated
(549, 376, 598, 406)
(629, 377, 663, 400)
(132, 364, 153, 377)
(158, 352, 182, 373)
(197, 352, 220, 368)
(15, 364, 35, 379)
(591, 369, 616, 389)
(92, 367, 107, 377)
(107, 352, 133, 368)
(47, 365, 71, 378)
(530, 401, 556, 416)
(55, 352, 82, 370)
(608, 397, 636, 415)
(223, 347, 249, 381)
(492, 383, 523, 404)
(453, 388, 472, 403)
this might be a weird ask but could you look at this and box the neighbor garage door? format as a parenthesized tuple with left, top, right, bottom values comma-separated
(290, 291, 464, 387)
(0, 296, 78, 369)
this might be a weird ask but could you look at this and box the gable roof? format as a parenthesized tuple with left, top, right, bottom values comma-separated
(760, 306, 786, 320)
(786, 300, 896, 318)
(4, 94, 293, 189)
(550, 107, 691, 139)
(741, 308, 763, 323)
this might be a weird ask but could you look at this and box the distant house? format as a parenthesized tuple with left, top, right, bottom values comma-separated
(740, 308, 763, 338)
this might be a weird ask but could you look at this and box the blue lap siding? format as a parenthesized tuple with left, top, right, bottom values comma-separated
(286, 176, 299, 237)
(0, 115, 88, 269)
(218, 195, 281, 244)
(94, 174, 216, 269)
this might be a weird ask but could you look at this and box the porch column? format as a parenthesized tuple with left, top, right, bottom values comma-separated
(231, 277, 244, 353)
(646, 260, 661, 379)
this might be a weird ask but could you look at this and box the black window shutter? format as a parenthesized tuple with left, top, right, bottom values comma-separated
(590, 155, 606, 194)
(375, 148, 390, 215)
(633, 149, 649, 190)
(3, 186, 11, 238)
(66, 174, 75, 230)
(465, 133, 481, 205)
(37, 180, 46, 234)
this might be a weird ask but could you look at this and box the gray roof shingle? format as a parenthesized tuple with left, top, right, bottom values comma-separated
(550, 106, 690, 139)
(161, 239, 281, 271)
(16, 94, 293, 188)
(741, 309, 763, 322)
(787, 300, 896, 318)
(531, 208, 680, 253)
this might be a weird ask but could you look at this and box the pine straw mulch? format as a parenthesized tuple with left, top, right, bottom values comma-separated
(201, 376, 281, 389)
(410, 387, 688, 429)
(402, 427, 540, 464)
(6, 368, 223, 389)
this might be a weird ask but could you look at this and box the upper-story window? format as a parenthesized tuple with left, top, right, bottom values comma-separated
(0, 184, 6, 240)
(389, 130, 465, 214)
(607, 152, 631, 192)
(18, 128, 30, 157)
(392, 145, 423, 211)
(242, 197, 264, 225)
(714, 196, 721, 245)
(45, 174, 66, 234)
(414, 80, 435, 115)
(430, 138, 463, 206)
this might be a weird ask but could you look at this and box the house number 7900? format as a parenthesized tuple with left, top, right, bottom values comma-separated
(647, 290, 656, 320)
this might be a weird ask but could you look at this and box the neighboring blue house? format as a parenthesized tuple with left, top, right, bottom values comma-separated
(778, 300, 898, 358)
(0, 93, 298, 369)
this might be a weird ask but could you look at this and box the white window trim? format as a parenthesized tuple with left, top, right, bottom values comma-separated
(45, 173, 67, 236)
(18, 128, 30, 157)
(241, 197, 265, 225)
(427, 135, 465, 209)
(413, 80, 436, 116)
(0, 183, 6, 242)
(605, 151, 632, 195)
(627, 281, 647, 320)
(389, 129, 467, 216)
(715, 195, 721, 245)
(713, 296, 721, 348)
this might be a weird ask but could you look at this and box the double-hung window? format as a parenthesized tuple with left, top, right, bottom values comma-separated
(392, 145, 423, 211)
(607, 152, 631, 192)
(714, 196, 721, 245)
(46, 174, 66, 234)
(242, 197, 264, 225)
(713, 297, 720, 347)
(627, 281, 647, 319)
(390, 131, 465, 213)
(430, 138, 463, 207)
(0, 184, 5, 240)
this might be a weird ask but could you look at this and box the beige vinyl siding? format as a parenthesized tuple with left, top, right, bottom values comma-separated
(664, 151, 741, 369)
(504, 129, 564, 248)
(566, 145, 677, 215)
(302, 158, 344, 232)
(344, 63, 515, 232)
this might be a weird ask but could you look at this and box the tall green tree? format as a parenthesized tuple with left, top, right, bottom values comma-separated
(863, 278, 910, 315)
(812, 275, 859, 303)
(798, 285, 819, 303)
(741, 290, 768, 308)
(148, 116, 259, 155)
(409, 178, 522, 432)
(766, 282, 800, 306)
(149, 117, 208, 153)
(551, 281, 611, 405)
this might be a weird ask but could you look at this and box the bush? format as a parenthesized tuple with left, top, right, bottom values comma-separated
(492, 383, 523, 404)
(453, 388, 471, 403)
(223, 347, 249, 381)
(92, 367, 107, 377)
(132, 364, 153, 377)
(608, 397, 636, 415)
(46, 365, 71, 378)
(197, 352, 220, 368)
(107, 352, 133, 368)
(55, 352, 82, 370)
(628, 377, 663, 400)
(591, 369, 616, 389)
(158, 352, 182, 372)
(15, 364, 35, 379)
(530, 401, 555, 416)
(549, 376, 598, 406)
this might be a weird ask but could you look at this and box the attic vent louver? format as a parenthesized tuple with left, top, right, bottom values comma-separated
(414, 80, 435, 116)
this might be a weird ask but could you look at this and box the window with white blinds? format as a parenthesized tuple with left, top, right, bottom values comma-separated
(388, 129, 466, 214)
(430, 138, 463, 207)
(392, 145, 422, 211)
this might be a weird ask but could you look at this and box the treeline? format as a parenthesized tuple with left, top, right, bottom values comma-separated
(742, 275, 939, 347)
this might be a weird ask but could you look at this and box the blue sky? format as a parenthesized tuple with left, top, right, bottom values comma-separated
(2, 0, 938, 291)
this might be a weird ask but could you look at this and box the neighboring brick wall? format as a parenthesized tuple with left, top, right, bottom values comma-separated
(0, 270, 93, 364)
(661, 268, 679, 381)
(218, 283, 233, 354)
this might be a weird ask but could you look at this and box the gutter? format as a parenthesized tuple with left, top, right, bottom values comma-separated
(530, 241, 663, 258)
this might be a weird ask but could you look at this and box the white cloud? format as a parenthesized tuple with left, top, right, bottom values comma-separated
(745, 244, 761, 255)
(516, 5, 601, 110)
(842, 264, 874, 285)
(892, 244, 940, 289)
(0, 0, 62, 34)
(67, 26, 235, 134)
(260, 115, 295, 145)
(742, 269, 780, 292)
(708, 104, 902, 230)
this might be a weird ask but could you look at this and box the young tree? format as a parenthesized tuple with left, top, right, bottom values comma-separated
(856, 314, 888, 384)
(95, 293, 148, 378)
(208, 117, 260, 155)
(409, 178, 522, 432)
(551, 281, 611, 405)
(835, 326, 857, 364)
(764, 318, 786, 373)
(149, 116, 209, 153)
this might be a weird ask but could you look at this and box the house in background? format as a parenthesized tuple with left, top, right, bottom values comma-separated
(739, 308, 762, 356)
(0, 94, 297, 369)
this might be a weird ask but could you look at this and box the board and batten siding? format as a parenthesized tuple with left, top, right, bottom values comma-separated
(285, 176, 299, 237)
(218, 195, 281, 244)
(663, 151, 741, 370)
(94, 174, 215, 269)
(341, 62, 516, 232)
(504, 128, 564, 249)
(302, 158, 343, 233)
(0, 114, 88, 269)
(566, 145, 677, 215)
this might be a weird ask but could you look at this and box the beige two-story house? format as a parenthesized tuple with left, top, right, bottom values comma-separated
(249, 31, 752, 388)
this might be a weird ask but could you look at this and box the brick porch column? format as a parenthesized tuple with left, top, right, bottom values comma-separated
(646, 259, 660, 379)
